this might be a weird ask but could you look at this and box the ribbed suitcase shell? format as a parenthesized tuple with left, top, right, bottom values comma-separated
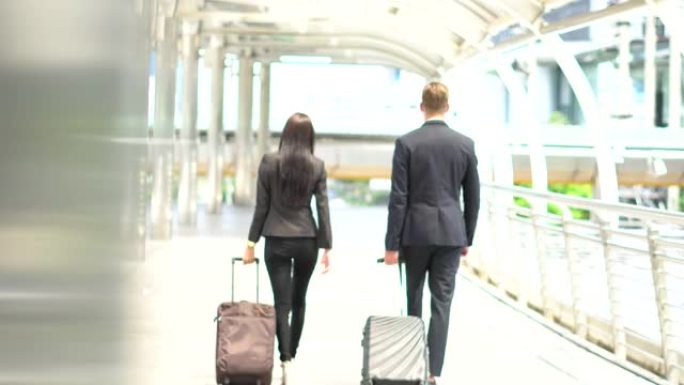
(361, 316, 429, 385)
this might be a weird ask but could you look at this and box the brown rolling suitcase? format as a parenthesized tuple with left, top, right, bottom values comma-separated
(215, 257, 276, 385)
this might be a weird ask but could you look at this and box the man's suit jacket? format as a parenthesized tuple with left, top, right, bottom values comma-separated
(248, 153, 332, 249)
(385, 120, 480, 250)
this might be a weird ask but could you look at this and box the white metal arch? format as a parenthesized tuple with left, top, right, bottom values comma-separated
(201, 28, 447, 77)
(174, 0, 577, 74)
(207, 34, 443, 78)
(482, 0, 621, 205)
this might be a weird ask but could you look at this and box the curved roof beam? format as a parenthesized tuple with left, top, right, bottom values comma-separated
(178, 0, 581, 67)
(202, 28, 444, 77)
(182, 10, 457, 68)
(456, 0, 500, 22)
(202, 26, 445, 65)
(487, 0, 656, 53)
(479, 0, 546, 23)
(432, 0, 492, 44)
(383, 0, 489, 48)
(483, 0, 627, 205)
(208, 33, 441, 78)
(252, 48, 434, 77)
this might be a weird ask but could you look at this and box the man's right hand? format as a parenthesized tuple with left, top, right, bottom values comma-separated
(461, 247, 469, 257)
(384, 250, 399, 265)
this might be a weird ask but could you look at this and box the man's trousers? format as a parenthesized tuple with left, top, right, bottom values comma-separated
(402, 245, 462, 377)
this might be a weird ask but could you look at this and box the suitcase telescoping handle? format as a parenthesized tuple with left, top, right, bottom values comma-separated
(231, 257, 260, 304)
(377, 257, 406, 316)
(376, 257, 404, 287)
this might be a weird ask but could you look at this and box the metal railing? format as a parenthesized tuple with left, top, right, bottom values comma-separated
(468, 183, 684, 384)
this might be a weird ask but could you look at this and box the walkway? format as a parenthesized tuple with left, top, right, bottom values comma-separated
(126, 205, 657, 385)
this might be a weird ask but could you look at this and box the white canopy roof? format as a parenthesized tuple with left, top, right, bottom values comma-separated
(171, 0, 622, 77)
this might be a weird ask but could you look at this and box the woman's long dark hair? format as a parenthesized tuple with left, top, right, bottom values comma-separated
(279, 113, 315, 206)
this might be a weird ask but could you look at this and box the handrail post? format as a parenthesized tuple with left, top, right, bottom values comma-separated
(509, 205, 528, 306)
(562, 210, 588, 339)
(473, 192, 495, 283)
(647, 226, 680, 384)
(488, 193, 502, 286)
(492, 189, 515, 292)
(531, 208, 553, 319)
(599, 219, 627, 361)
(468, 192, 490, 280)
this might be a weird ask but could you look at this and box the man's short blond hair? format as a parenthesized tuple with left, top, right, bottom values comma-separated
(421, 82, 449, 113)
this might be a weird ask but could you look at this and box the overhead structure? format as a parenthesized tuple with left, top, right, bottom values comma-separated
(173, 0, 581, 77)
(151, 0, 683, 212)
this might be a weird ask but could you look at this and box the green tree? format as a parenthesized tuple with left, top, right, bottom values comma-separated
(549, 110, 570, 125)
(513, 183, 592, 220)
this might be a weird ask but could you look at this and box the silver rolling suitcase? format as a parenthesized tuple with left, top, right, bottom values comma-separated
(360, 259, 429, 385)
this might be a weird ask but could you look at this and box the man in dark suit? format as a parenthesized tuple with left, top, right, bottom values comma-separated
(384, 81, 480, 385)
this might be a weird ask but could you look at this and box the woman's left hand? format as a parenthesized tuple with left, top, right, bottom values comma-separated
(320, 249, 331, 274)
(243, 246, 256, 264)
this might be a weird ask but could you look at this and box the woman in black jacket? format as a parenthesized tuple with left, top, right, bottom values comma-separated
(243, 112, 332, 379)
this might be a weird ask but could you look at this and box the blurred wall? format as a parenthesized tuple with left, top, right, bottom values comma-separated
(0, 1, 149, 383)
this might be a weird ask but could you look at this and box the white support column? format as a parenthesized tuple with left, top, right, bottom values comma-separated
(645, 10, 658, 127)
(543, 35, 619, 204)
(525, 47, 549, 195)
(668, 186, 681, 212)
(483, 0, 619, 204)
(257, 62, 272, 161)
(668, 28, 682, 129)
(494, 55, 548, 194)
(615, 20, 634, 119)
(492, 139, 514, 186)
(493, 59, 549, 301)
(234, 54, 255, 206)
(150, 15, 177, 239)
(490, 58, 547, 296)
(460, 61, 513, 187)
(525, 49, 552, 319)
(654, 1, 683, 129)
(207, 36, 225, 214)
(177, 21, 199, 225)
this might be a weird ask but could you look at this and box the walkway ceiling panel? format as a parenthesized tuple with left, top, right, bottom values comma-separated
(477, 0, 543, 24)
(178, 0, 580, 74)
